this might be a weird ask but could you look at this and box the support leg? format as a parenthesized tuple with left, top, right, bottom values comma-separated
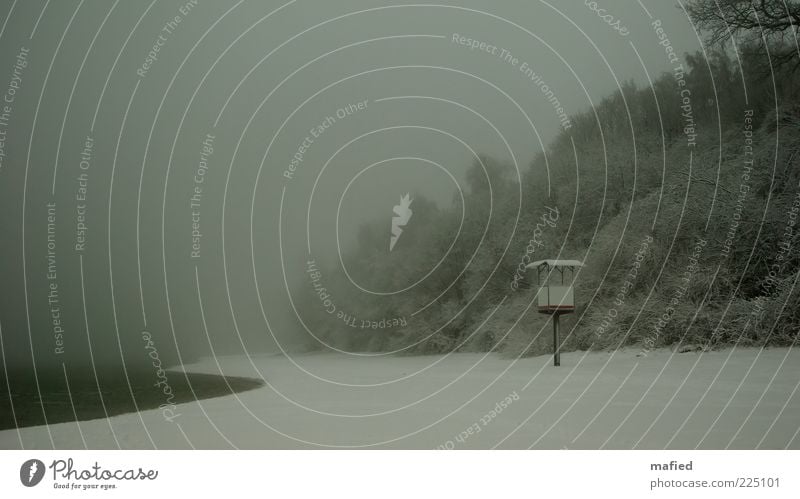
(553, 313, 560, 367)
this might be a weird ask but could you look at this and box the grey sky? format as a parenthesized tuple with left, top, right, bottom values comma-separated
(0, 0, 700, 369)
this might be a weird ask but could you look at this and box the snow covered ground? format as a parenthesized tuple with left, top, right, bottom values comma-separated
(2, 347, 799, 449)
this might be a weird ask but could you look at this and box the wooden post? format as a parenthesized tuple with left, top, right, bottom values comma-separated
(553, 312, 561, 366)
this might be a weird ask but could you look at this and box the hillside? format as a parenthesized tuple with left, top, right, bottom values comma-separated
(296, 47, 800, 358)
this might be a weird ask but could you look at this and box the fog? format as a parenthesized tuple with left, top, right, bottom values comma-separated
(0, 0, 699, 374)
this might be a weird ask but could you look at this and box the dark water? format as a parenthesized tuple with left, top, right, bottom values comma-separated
(0, 367, 263, 430)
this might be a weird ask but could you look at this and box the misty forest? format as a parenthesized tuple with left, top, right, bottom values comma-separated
(299, 13, 800, 359)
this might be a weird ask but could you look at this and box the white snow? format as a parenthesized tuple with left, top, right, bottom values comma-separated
(2, 347, 799, 449)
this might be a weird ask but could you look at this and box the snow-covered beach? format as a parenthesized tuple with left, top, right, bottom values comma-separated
(2, 347, 799, 449)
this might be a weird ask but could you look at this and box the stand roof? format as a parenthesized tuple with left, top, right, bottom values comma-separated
(525, 259, 584, 269)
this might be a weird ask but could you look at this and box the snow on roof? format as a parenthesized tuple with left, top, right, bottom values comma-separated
(525, 259, 585, 269)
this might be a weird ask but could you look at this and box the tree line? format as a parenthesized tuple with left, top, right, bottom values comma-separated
(297, 2, 800, 356)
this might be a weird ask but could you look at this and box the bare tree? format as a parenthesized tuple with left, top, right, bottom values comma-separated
(686, 0, 800, 72)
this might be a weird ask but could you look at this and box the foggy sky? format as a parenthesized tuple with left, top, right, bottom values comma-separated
(0, 0, 700, 373)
